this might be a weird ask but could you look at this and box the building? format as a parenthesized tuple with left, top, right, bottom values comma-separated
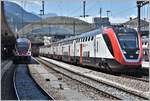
(123, 17, 149, 37)
(93, 17, 111, 28)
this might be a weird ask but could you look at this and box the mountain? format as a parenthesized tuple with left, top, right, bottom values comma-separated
(4, 1, 40, 32)
(42, 13, 57, 18)
(33, 12, 57, 19)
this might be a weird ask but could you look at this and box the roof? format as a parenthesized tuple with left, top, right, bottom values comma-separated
(58, 28, 101, 43)
(123, 17, 149, 27)
(16, 38, 30, 43)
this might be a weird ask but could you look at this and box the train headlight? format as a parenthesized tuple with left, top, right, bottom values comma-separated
(28, 52, 31, 55)
(16, 51, 19, 55)
(136, 50, 140, 54)
(122, 50, 126, 54)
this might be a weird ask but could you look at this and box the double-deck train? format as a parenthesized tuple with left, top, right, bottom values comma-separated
(39, 26, 142, 72)
(13, 38, 31, 63)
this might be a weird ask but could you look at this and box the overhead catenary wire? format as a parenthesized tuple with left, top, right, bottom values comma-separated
(84, 1, 100, 16)
(69, 1, 95, 17)
(69, 6, 82, 17)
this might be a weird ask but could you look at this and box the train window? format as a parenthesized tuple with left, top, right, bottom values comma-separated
(88, 36, 90, 41)
(85, 37, 87, 41)
(103, 34, 114, 56)
(82, 38, 84, 42)
(91, 36, 94, 40)
(83, 38, 85, 42)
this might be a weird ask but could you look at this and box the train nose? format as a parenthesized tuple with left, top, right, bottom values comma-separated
(19, 51, 28, 55)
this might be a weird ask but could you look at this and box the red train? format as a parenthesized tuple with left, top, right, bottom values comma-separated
(39, 26, 142, 72)
(13, 38, 31, 63)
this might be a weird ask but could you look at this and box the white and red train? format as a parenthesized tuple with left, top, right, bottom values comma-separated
(39, 26, 142, 72)
(14, 38, 31, 63)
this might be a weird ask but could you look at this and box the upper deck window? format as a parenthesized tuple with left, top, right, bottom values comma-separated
(114, 28, 139, 49)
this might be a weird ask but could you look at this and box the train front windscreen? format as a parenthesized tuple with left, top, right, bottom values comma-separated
(17, 42, 29, 53)
(117, 32, 139, 49)
(114, 28, 139, 59)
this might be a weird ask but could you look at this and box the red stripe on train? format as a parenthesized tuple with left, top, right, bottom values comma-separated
(104, 28, 126, 64)
(80, 44, 83, 64)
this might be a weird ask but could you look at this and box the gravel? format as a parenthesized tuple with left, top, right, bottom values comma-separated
(41, 63, 113, 100)
(41, 57, 149, 92)
(38, 57, 149, 100)
(89, 70, 149, 92)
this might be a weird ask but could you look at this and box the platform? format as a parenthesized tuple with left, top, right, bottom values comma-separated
(142, 61, 149, 69)
(28, 64, 90, 100)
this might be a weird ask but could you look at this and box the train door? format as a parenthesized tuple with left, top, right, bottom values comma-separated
(80, 43, 83, 64)
(68, 45, 70, 62)
(94, 37, 96, 64)
(73, 40, 76, 62)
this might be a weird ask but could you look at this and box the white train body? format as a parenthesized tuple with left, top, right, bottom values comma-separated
(39, 27, 142, 72)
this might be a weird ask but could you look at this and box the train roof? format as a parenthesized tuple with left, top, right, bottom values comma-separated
(58, 27, 137, 43)
(58, 28, 101, 43)
(43, 26, 138, 46)
(113, 27, 136, 33)
(16, 38, 30, 43)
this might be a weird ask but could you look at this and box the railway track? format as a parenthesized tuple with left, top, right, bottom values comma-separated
(121, 75, 149, 82)
(36, 57, 149, 100)
(13, 58, 54, 100)
(28, 58, 119, 100)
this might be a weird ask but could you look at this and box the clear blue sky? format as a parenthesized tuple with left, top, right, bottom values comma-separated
(5, 0, 149, 23)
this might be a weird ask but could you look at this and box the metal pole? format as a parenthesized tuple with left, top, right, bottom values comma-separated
(106, 10, 110, 18)
(100, 8, 102, 18)
(137, 2, 141, 32)
(21, 0, 24, 35)
(83, 1, 86, 17)
(42, 0, 44, 15)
